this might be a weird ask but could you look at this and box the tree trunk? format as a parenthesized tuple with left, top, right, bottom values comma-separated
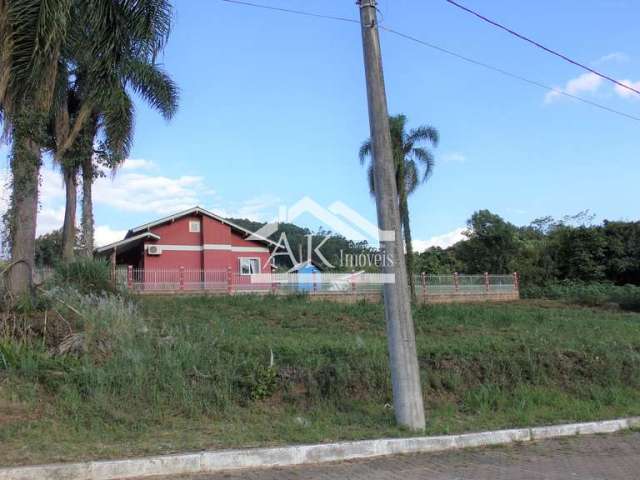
(61, 165, 78, 262)
(395, 156, 416, 301)
(7, 134, 41, 297)
(80, 155, 94, 257)
(400, 193, 416, 301)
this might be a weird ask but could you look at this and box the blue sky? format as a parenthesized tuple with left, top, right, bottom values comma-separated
(1, 0, 639, 249)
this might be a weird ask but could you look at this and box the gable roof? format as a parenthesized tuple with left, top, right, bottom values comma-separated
(95, 232, 160, 255)
(126, 206, 279, 248)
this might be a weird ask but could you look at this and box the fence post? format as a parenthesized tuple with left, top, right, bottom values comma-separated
(421, 272, 426, 304)
(454, 272, 459, 293)
(227, 267, 233, 295)
(312, 271, 317, 295)
(271, 272, 277, 295)
(179, 266, 185, 291)
(484, 272, 489, 293)
(513, 272, 519, 291)
(351, 271, 356, 299)
(127, 265, 133, 290)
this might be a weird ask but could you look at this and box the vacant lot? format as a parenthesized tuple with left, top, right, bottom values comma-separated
(1, 295, 640, 466)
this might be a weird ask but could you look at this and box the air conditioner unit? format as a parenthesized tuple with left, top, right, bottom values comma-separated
(147, 245, 162, 255)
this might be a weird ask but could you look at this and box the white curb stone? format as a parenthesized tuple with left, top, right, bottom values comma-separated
(1, 418, 638, 480)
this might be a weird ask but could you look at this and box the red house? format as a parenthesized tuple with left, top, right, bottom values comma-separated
(95, 207, 278, 290)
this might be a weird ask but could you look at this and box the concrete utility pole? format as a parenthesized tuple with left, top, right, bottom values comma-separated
(357, 0, 426, 430)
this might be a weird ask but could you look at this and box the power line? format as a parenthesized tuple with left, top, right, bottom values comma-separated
(380, 26, 640, 123)
(444, 0, 640, 97)
(221, 0, 358, 24)
(220, 0, 640, 123)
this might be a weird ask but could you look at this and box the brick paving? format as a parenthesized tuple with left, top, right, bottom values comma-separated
(155, 432, 640, 480)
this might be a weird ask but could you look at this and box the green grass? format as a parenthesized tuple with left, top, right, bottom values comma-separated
(1, 294, 640, 466)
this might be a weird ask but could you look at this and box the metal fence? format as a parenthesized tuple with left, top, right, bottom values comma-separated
(30, 266, 519, 297)
(99, 267, 519, 297)
(415, 273, 517, 296)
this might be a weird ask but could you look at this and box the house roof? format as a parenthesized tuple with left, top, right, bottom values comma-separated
(95, 232, 160, 255)
(125, 206, 279, 248)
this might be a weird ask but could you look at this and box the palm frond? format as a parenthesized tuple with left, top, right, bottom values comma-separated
(359, 140, 372, 165)
(8, 0, 72, 110)
(404, 159, 419, 195)
(407, 126, 439, 148)
(412, 147, 435, 183)
(124, 59, 178, 119)
(101, 87, 134, 162)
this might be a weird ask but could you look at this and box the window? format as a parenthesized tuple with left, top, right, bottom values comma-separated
(239, 258, 260, 275)
(189, 220, 201, 233)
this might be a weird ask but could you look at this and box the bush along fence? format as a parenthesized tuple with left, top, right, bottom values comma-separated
(51, 267, 518, 303)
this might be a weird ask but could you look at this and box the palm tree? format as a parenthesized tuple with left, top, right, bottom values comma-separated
(1, 0, 73, 294)
(58, 56, 178, 260)
(0, 1, 176, 289)
(359, 114, 439, 299)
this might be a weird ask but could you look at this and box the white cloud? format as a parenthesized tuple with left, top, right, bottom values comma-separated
(93, 172, 212, 214)
(36, 206, 65, 236)
(614, 79, 640, 99)
(0, 159, 280, 246)
(595, 52, 630, 64)
(413, 227, 467, 252)
(545, 72, 603, 103)
(40, 166, 65, 204)
(210, 194, 282, 222)
(120, 158, 155, 171)
(441, 152, 466, 163)
(94, 225, 127, 247)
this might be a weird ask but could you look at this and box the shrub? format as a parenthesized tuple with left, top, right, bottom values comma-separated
(52, 259, 115, 295)
(522, 281, 640, 311)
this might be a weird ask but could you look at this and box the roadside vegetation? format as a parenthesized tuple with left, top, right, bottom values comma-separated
(522, 281, 640, 311)
(1, 263, 639, 466)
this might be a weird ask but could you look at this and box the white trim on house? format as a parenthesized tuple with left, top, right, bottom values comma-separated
(95, 232, 160, 253)
(204, 244, 231, 251)
(144, 244, 202, 252)
(143, 244, 270, 253)
(128, 206, 278, 248)
(229, 246, 269, 253)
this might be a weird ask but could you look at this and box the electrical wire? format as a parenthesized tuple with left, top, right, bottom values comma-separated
(221, 0, 640, 123)
(444, 0, 640, 97)
(221, 0, 358, 24)
(380, 26, 640, 122)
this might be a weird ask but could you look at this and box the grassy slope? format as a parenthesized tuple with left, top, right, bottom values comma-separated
(1, 296, 640, 466)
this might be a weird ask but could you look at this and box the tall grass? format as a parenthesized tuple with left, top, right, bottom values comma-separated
(52, 259, 115, 295)
(2, 293, 640, 465)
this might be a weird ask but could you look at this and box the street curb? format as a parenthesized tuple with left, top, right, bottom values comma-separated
(2, 417, 639, 480)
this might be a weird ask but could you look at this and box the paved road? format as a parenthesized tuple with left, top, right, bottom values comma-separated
(154, 432, 640, 479)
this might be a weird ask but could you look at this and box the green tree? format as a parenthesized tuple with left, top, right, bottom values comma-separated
(1, 0, 176, 295)
(57, 38, 178, 260)
(35, 229, 64, 267)
(359, 114, 439, 298)
(1, 0, 72, 294)
(603, 221, 640, 284)
(415, 247, 461, 275)
(455, 210, 520, 274)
